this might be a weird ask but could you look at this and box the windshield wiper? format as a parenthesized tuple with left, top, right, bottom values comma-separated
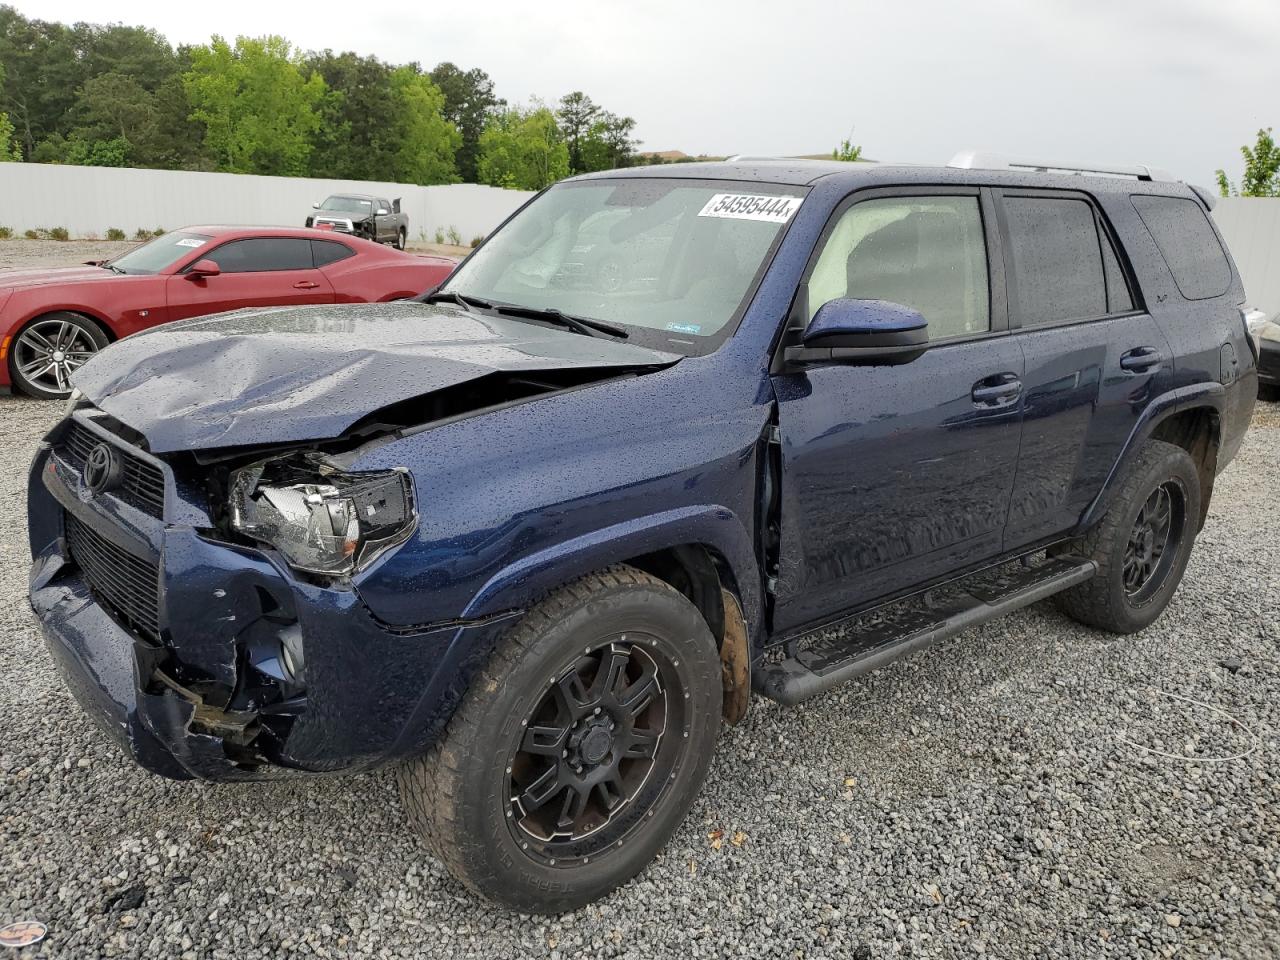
(420, 290, 494, 311)
(491, 303, 629, 340)
(101, 263, 126, 275)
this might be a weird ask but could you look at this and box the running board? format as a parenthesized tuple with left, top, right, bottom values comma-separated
(755, 557, 1096, 706)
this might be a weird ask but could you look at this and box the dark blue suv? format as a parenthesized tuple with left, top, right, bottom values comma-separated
(29, 156, 1259, 912)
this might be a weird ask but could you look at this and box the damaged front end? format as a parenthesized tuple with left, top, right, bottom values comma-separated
(28, 411, 516, 781)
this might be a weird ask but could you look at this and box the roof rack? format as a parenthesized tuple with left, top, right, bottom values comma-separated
(948, 150, 1175, 182)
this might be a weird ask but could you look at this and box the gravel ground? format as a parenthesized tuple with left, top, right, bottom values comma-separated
(1, 396, 1277, 959)
(0, 237, 470, 271)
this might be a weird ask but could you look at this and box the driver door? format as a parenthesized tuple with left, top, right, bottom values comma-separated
(166, 237, 335, 321)
(769, 188, 1025, 632)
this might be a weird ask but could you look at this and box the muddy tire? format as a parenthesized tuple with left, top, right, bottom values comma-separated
(397, 565, 721, 914)
(1052, 439, 1200, 634)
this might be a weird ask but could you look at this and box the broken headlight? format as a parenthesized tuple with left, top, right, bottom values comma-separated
(229, 454, 416, 577)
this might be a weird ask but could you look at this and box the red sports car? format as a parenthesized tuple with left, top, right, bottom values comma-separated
(0, 226, 456, 398)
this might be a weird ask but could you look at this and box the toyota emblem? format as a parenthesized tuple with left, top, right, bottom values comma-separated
(83, 442, 123, 494)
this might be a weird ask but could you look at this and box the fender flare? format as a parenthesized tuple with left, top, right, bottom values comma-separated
(459, 504, 764, 642)
(1076, 382, 1224, 531)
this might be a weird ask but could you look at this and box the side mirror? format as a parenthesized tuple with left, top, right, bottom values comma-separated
(785, 298, 928, 367)
(376, 208, 390, 216)
(312, 201, 320, 209)
(184, 259, 221, 280)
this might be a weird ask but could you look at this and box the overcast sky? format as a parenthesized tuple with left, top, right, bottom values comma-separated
(19, 0, 1280, 185)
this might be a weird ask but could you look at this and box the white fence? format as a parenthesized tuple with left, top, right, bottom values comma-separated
(1213, 197, 1280, 319)
(0, 162, 533, 243)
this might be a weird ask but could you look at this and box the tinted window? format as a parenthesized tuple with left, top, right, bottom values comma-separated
(1131, 195, 1231, 300)
(312, 239, 355, 267)
(202, 238, 314, 274)
(808, 196, 990, 340)
(1100, 228, 1133, 313)
(1004, 197, 1105, 324)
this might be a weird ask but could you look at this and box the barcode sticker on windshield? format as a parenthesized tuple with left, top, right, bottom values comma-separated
(175, 238, 206, 248)
(698, 194, 801, 223)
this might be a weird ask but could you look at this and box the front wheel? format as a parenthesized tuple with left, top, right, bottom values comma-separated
(1053, 439, 1201, 634)
(9, 312, 109, 399)
(397, 566, 722, 913)
(394, 227, 407, 250)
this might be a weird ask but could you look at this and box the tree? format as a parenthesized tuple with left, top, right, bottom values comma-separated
(184, 35, 326, 176)
(832, 137, 863, 162)
(429, 62, 503, 183)
(579, 112, 638, 171)
(0, 8, 82, 158)
(477, 104, 569, 190)
(557, 91, 600, 175)
(387, 66, 460, 184)
(1216, 128, 1280, 197)
(0, 62, 20, 161)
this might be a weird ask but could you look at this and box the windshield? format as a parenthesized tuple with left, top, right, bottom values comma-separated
(106, 232, 214, 275)
(444, 179, 805, 354)
(322, 196, 374, 214)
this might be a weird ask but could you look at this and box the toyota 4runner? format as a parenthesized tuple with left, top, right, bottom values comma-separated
(29, 154, 1259, 913)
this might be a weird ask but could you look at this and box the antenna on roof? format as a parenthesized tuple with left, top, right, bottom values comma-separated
(948, 150, 1174, 182)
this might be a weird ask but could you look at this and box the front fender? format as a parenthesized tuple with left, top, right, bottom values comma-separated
(460, 504, 764, 643)
(1076, 382, 1224, 531)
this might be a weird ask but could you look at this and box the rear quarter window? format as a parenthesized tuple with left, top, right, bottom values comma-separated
(1130, 195, 1231, 300)
(312, 239, 355, 267)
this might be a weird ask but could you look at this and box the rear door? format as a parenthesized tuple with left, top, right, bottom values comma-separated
(995, 189, 1173, 548)
(165, 237, 336, 321)
(770, 188, 1025, 631)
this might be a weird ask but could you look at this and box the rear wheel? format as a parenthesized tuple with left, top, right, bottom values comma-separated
(1053, 439, 1200, 633)
(397, 566, 722, 913)
(9, 312, 108, 399)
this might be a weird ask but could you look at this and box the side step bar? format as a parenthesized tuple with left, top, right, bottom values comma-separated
(755, 557, 1096, 706)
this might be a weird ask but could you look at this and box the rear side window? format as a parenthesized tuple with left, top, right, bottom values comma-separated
(1131, 195, 1231, 300)
(1003, 196, 1105, 324)
(202, 238, 314, 273)
(312, 239, 355, 267)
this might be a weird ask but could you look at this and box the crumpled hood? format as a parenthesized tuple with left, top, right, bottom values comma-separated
(73, 301, 679, 453)
(0, 265, 115, 289)
(315, 208, 372, 222)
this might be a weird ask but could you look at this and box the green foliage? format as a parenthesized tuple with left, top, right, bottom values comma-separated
(470, 234, 484, 248)
(49, 226, 69, 241)
(477, 104, 570, 190)
(0, 226, 12, 239)
(106, 227, 126, 240)
(1216, 128, 1280, 198)
(23, 229, 37, 239)
(832, 138, 863, 162)
(386, 67, 459, 184)
(446, 225, 462, 246)
(133, 228, 150, 241)
(184, 35, 325, 176)
(429, 62, 503, 184)
(432, 227, 446, 245)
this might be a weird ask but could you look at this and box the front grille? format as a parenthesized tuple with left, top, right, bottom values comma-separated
(60, 421, 166, 518)
(64, 512, 162, 642)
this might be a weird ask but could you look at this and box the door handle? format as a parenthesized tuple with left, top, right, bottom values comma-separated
(1120, 346, 1163, 372)
(293, 280, 319, 289)
(971, 373, 1022, 407)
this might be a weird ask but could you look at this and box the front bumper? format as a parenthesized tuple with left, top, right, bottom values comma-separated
(28, 422, 518, 781)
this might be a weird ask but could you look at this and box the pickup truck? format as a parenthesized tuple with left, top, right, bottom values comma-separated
(306, 193, 408, 249)
(31, 155, 1260, 915)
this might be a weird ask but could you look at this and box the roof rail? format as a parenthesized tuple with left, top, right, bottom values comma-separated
(948, 150, 1175, 182)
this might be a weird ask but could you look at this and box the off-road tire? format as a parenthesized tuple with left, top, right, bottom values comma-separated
(1052, 439, 1200, 634)
(397, 565, 722, 914)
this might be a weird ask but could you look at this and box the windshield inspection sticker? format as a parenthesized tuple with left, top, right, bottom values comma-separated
(174, 238, 206, 248)
(665, 322, 703, 335)
(698, 193, 802, 223)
